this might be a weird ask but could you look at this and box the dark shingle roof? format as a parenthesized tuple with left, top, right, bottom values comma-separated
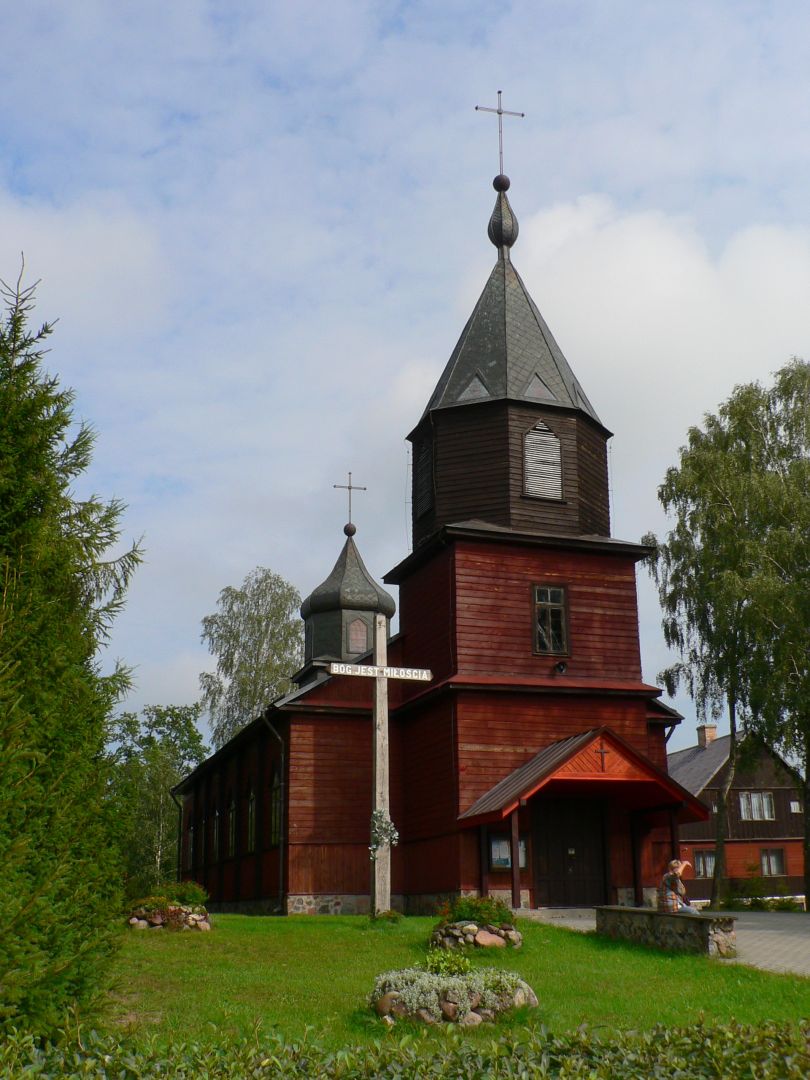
(667, 735, 731, 796)
(420, 183, 602, 427)
(300, 534, 395, 619)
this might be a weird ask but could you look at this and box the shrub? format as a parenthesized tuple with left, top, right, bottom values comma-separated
(436, 894, 513, 926)
(2, 1020, 810, 1077)
(369, 908, 402, 925)
(424, 947, 471, 976)
(371, 966, 527, 1022)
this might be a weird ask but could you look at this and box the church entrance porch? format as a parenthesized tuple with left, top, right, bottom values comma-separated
(532, 798, 607, 907)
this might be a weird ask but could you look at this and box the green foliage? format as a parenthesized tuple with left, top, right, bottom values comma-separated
(368, 908, 401, 925)
(437, 894, 513, 926)
(107, 705, 207, 898)
(644, 359, 810, 902)
(199, 566, 304, 748)
(424, 947, 471, 976)
(4, 1019, 806, 1078)
(129, 880, 208, 911)
(371, 965, 527, 1022)
(0, 275, 141, 1035)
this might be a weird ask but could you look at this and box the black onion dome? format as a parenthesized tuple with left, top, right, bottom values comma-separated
(487, 175, 518, 249)
(300, 533, 395, 619)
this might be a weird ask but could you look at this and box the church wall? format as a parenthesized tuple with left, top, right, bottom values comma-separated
(413, 403, 511, 547)
(452, 541, 643, 680)
(575, 420, 611, 535)
(454, 691, 651, 814)
(395, 544, 456, 687)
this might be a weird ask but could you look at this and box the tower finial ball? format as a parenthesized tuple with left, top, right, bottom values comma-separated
(344, 522, 357, 537)
(493, 174, 511, 192)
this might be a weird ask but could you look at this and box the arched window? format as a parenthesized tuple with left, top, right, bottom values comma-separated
(247, 787, 256, 852)
(347, 617, 368, 655)
(269, 768, 282, 848)
(228, 794, 237, 857)
(524, 421, 562, 499)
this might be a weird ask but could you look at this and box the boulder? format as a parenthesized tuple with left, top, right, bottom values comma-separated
(459, 1011, 482, 1027)
(375, 991, 401, 1017)
(474, 929, 506, 948)
(196, 920, 212, 931)
(440, 999, 459, 1021)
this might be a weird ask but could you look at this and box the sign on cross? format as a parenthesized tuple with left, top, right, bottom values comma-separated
(328, 618, 432, 914)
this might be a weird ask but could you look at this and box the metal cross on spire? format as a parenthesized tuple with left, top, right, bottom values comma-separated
(333, 471, 367, 524)
(475, 90, 525, 175)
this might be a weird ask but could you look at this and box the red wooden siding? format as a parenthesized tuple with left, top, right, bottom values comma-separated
(455, 691, 651, 813)
(452, 541, 642, 681)
(396, 544, 456, 687)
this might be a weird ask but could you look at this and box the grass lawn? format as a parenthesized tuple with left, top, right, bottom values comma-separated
(105, 915, 810, 1049)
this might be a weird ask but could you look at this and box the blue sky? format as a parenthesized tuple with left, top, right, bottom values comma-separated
(3, 1, 810, 751)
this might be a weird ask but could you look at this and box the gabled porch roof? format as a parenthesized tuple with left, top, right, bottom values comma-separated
(458, 727, 709, 827)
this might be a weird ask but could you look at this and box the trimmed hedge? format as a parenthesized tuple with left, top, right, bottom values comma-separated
(2, 1020, 808, 1078)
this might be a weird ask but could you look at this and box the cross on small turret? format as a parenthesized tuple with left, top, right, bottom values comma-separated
(475, 90, 525, 176)
(333, 471, 367, 525)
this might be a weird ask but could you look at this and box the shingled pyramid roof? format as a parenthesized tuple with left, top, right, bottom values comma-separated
(420, 175, 602, 427)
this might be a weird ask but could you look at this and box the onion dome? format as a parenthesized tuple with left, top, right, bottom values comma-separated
(487, 174, 519, 249)
(300, 524, 395, 665)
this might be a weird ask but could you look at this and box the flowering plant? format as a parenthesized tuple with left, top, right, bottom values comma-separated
(369, 809, 399, 861)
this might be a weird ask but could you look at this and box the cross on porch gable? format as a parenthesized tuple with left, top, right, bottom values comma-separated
(595, 743, 610, 772)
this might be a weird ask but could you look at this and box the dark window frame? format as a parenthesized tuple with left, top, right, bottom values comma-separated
(532, 583, 570, 656)
(694, 849, 715, 878)
(739, 791, 775, 821)
(489, 834, 527, 871)
(760, 848, 785, 876)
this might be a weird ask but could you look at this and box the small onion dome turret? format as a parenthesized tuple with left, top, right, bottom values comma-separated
(300, 523, 395, 666)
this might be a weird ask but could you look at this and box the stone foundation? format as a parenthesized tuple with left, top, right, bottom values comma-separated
(596, 906, 737, 957)
(285, 893, 405, 915)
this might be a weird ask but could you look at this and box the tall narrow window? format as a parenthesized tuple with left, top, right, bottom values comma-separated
(212, 807, 220, 859)
(200, 816, 207, 862)
(269, 768, 282, 847)
(534, 585, 568, 655)
(524, 421, 562, 499)
(414, 439, 434, 519)
(228, 795, 237, 857)
(247, 787, 256, 852)
(347, 617, 368, 655)
(187, 822, 194, 870)
(739, 792, 775, 820)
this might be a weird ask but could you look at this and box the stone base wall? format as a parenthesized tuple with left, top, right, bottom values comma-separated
(208, 899, 283, 916)
(614, 887, 659, 908)
(285, 893, 405, 915)
(596, 906, 736, 957)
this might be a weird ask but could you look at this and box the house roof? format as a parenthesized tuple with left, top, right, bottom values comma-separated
(667, 735, 731, 796)
(459, 726, 708, 827)
(416, 177, 606, 432)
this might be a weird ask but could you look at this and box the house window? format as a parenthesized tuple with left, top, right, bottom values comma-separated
(347, 617, 368, 655)
(269, 769, 282, 847)
(212, 807, 220, 858)
(186, 822, 194, 870)
(739, 792, 775, 821)
(534, 585, 568, 654)
(694, 850, 715, 878)
(761, 848, 785, 876)
(489, 835, 527, 870)
(790, 800, 803, 814)
(247, 788, 256, 853)
(200, 816, 207, 862)
(228, 795, 237, 857)
(524, 421, 562, 499)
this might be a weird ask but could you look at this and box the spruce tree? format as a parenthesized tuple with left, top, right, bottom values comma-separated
(0, 272, 141, 1034)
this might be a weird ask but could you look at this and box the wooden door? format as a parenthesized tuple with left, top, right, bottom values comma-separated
(532, 798, 607, 906)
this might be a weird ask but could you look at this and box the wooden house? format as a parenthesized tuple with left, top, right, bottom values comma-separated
(669, 724, 805, 900)
(175, 173, 708, 913)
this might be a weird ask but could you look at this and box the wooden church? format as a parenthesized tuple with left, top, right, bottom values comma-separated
(176, 173, 708, 914)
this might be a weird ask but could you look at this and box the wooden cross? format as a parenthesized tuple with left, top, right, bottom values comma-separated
(329, 617, 432, 914)
(595, 744, 610, 772)
(333, 471, 367, 524)
(475, 90, 525, 175)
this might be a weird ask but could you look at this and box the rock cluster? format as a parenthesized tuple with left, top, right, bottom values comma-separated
(373, 971, 537, 1027)
(128, 905, 211, 932)
(430, 920, 523, 950)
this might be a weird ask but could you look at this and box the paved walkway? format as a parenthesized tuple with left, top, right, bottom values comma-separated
(516, 907, 810, 978)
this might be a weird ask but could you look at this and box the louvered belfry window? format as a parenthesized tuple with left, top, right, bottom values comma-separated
(524, 421, 562, 499)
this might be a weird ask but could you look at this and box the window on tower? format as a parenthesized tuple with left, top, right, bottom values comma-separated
(347, 617, 368, 654)
(534, 585, 568, 655)
(524, 421, 562, 499)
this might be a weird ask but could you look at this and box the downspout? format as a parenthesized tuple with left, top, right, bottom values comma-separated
(170, 787, 183, 883)
(262, 713, 286, 914)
